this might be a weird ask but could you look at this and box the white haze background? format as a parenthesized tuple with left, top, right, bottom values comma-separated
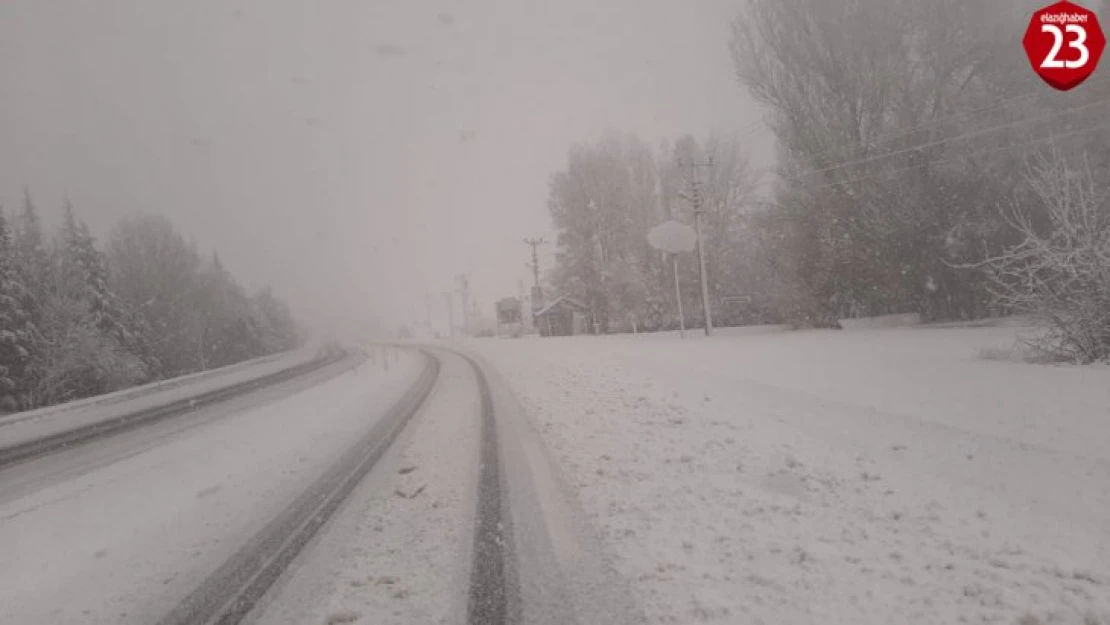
(0, 0, 773, 337)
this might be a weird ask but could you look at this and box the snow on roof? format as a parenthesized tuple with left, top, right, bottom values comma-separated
(533, 296, 589, 317)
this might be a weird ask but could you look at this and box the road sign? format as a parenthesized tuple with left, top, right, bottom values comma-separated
(1023, 1, 1105, 91)
(647, 220, 697, 254)
(722, 294, 753, 305)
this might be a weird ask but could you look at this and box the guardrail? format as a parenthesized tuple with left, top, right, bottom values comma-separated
(0, 348, 317, 429)
(0, 348, 350, 471)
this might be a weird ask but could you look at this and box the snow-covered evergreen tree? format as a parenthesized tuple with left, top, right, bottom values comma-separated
(192, 252, 262, 369)
(30, 200, 147, 401)
(14, 189, 50, 299)
(60, 200, 138, 354)
(0, 197, 299, 409)
(0, 210, 38, 411)
(253, 286, 300, 353)
(105, 213, 203, 377)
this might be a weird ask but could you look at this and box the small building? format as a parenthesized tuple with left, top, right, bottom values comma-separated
(533, 296, 590, 337)
(495, 297, 524, 337)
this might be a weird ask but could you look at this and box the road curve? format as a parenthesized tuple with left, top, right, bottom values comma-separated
(169, 346, 525, 625)
(0, 343, 637, 625)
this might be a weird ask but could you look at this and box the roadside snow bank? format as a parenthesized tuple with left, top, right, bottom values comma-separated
(0, 348, 316, 427)
(471, 327, 1110, 625)
(0, 347, 323, 449)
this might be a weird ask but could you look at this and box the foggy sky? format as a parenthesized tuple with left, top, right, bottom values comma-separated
(0, 0, 772, 336)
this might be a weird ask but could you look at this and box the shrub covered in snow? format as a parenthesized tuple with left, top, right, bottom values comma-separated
(980, 151, 1110, 364)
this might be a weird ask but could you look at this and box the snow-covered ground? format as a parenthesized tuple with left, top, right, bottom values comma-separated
(469, 325, 1110, 625)
(0, 350, 421, 625)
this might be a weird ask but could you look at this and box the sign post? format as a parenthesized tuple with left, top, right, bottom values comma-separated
(672, 254, 686, 338)
(647, 220, 698, 339)
(693, 208, 713, 336)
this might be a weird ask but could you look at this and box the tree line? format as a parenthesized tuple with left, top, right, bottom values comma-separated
(545, 0, 1110, 361)
(0, 192, 301, 412)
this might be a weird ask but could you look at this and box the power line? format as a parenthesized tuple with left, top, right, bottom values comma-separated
(785, 96, 1110, 182)
(859, 74, 1110, 148)
(797, 118, 1110, 196)
(789, 74, 1110, 174)
(864, 92, 1043, 146)
(805, 92, 1040, 166)
(732, 117, 768, 141)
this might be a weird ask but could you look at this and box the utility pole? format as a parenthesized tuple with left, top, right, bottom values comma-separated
(518, 279, 532, 332)
(673, 253, 686, 339)
(443, 291, 455, 338)
(524, 237, 547, 320)
(425, 294, 433, 333)
(456, 274, 471, 335)
(523, 238, 546, 289)
(684, 156, 714, 336)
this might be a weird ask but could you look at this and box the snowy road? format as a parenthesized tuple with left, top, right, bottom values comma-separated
(247, 347, 640, 625)
(0, 343, 624, 625)
(5, 326, 1098, 625)
(246, 349, 485, 625)
(0, 349, 423, 625)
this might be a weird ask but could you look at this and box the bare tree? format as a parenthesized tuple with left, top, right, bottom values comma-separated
(978, 148, 1110, 362)
(548, 131, 663, 332)
(728, 0, 1065, 323)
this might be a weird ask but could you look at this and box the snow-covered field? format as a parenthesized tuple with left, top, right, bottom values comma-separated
(469, 325, 1110, 625)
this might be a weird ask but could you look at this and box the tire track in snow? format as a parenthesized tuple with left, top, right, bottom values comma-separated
(460, 350, 520, 625)
(156, 348, 439, 625)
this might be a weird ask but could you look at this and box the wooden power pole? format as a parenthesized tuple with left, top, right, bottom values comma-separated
(684, 157, 714, 336)
(523, 238, 546, 290)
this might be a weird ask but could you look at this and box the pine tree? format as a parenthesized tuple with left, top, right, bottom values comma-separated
(39, 200, 148, 400)
(253, 286, 300, 353)
(60, 200, 137, 352)
(0, 209, 38, 412)
(104, 213, 202, 378)
(193, 252, 262, 368)
(14, 188, 50, 295)
(10, 189, 51, 405)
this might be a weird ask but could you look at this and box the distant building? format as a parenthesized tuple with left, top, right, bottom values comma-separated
(495, 297, 524, 337)
(532, 296, 590, 337)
